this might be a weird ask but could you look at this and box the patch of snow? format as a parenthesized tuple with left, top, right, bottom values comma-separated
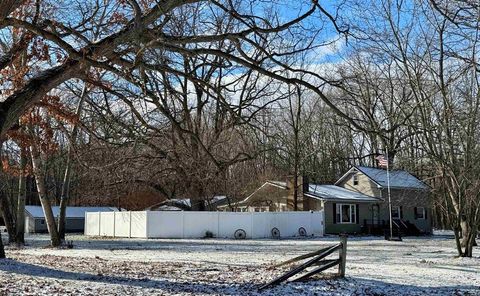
(0, 235, 478, 295)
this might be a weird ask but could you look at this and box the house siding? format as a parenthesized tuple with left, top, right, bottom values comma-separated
(378, 188, 432, 233)
(339, 171, 382, 197)
(324, 202, 372, 234)
(28, 218, 87, 233)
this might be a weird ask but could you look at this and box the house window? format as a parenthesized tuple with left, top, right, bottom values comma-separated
(353, 174, 359, 186)
(336, 204, 356, 224)
(40, 219, 45, 225)
(254, 207, 269, 212)
(391, 206, 401, 219)
(416, 207, 426, 219)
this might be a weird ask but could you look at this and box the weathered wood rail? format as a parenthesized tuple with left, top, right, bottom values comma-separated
(259, 235, 347, 290)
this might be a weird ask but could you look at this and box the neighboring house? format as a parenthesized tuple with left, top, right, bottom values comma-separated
(335, 166, 432, 235)
(221, 180, 291, 212)
(25, 206, 118, 233)
(146, 196, 228, 211)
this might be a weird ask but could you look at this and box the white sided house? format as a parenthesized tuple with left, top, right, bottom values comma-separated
(25, 206, 118, 233)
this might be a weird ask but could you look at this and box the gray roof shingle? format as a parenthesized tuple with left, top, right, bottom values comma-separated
(25, 206, 118, 219)
(356, 166, 429, 190)
(306, 184, 380, 202)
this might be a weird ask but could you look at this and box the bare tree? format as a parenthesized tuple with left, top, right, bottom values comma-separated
(346, 0, 480, 256)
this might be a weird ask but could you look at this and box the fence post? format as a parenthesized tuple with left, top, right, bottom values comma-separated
(84, 213, 88, 235)
(182, 211, 185, 239)
(217, 211, 220, 238)
(129, 211, 132, 238)
(113, 211, 116, 238)
(338, 234, 348, 277)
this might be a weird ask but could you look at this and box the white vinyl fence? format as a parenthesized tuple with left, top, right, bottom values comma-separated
(85, 211, 324, 239)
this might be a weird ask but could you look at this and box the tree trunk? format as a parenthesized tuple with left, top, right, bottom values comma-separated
(0, 144, 16, 244)
(460, 219, 470, 247)
(57, 155, 72, 240)
(15, 148, 27, 245)
(453, 226, 464, 257)
(58, 83, 87, 240)
(293, 173, 298, 211)
(0, 231, 5, 259)
(30, 144, 61, 247)
(0, 192, 16, 244)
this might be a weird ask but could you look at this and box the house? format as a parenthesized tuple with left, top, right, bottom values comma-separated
(219, 178, 381, 234)
(335, 166, 432, 235)
(25, 206, 118, 233)
(222, 166, 432, 235)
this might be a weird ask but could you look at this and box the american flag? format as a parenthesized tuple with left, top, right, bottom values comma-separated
(376, 155, 390, 169)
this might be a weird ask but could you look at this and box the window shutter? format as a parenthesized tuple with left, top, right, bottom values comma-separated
(356, 204, 360, 224)
(425, 208, 428, 220)
(400, 206, 403, 219)
(333, 203, 337, 224)
(414, 207, 418, 219)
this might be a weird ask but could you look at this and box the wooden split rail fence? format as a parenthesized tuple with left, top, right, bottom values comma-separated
(259, 235, 347, 290)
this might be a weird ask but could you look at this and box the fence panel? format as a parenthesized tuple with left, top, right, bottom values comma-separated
(218, 212, 254, 238)
(311, 212, 324, 236)
(99, 212, 115, 236)
(114, 212, 131, 237)
(130, 211, 148, 238)
(147, 211, 183, 238)
(85, 212, 100, 236)
(251, 212, 272, 238)
(183, 212, 219, 238)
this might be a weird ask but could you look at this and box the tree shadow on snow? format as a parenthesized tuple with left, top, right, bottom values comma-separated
(0, 259, 478, 295)
(0, 259, 252, 294)
(336, 277, 480, 295)
(25, 235, 340, 254)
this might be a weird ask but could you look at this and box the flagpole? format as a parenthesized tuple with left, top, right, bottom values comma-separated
(386, 148, 393, 239)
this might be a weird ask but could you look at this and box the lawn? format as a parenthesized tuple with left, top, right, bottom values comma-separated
(0, 234, 478, 295)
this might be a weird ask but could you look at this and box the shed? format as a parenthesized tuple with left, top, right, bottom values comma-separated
(24, 206, 118, 233)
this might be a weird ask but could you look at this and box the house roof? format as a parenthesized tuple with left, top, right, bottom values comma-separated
(146, 196, 228, 211)
(226, 181, 379, 207)
(336, 166, 429, 190)
(306, 184, 380, 203)
(146, 199, 192, 211)
(25, 206, 118, 219)
(358, 166, 429, 190)
(153, 205, 184, 211)
(238, 180, 289, 205)
(267, 181, 287, 189)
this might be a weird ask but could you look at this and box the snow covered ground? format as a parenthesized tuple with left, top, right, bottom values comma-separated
(0, 233, 478, 295)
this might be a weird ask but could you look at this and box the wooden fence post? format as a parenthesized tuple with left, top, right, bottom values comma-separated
(338, 234, 347, 277)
